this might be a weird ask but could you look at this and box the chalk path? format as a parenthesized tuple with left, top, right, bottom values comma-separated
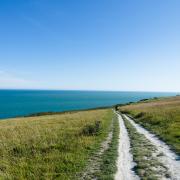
(124, 114, 180, 180)
(115, 114, 139, 180)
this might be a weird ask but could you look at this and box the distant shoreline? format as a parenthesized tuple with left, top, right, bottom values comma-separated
(25, 95, 179, 118)
(26, 106, 112, 117)
(0, 90, 179, 120)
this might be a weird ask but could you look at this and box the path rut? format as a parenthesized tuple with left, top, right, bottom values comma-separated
(124, 114, 180, 180)
(115, 114, 139, 180)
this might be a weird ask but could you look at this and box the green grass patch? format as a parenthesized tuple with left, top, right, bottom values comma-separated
(0, 109, 113, 179)
(97, 113, 119, 180)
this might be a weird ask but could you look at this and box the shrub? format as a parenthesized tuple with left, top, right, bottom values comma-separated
(81, 121, 101, 136)
(134, 112, 145, 118)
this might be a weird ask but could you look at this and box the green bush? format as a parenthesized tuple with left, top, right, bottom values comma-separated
(81, 121, 101, 136)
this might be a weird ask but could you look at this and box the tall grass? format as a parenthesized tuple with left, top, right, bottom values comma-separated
(119, 96, 180, 154)
(0, 109, 113, 179)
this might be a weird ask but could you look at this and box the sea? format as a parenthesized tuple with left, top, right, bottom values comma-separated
(0, 90, 178, 119)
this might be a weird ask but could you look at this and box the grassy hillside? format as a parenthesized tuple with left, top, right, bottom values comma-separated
(118, 96, 180, 154)
(0, 109, 113, 179)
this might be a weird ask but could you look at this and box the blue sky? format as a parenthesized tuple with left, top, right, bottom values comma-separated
(0, 0, 180, 92)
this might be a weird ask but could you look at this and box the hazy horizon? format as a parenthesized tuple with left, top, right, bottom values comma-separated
(1, 0, 180, 92)
(0, 88, 179, 94)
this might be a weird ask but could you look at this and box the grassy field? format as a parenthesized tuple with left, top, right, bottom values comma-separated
(0, 109, 113, 179)
(118, 96, 180, 154)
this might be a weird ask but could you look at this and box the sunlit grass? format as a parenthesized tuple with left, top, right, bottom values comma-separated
(119, 96, 180, 154)
(97, 114, 119, 180)
(0, 109, 113, 179)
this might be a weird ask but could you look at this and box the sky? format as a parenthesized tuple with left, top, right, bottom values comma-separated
(0, 0, 180, 92)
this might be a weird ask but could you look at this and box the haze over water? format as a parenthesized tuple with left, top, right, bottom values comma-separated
(0, 90, 177, 119)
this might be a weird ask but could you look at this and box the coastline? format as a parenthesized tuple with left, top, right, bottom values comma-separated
(0, 95, 179, 120)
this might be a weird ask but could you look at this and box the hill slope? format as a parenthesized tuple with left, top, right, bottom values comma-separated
(0, 109, 113, 179)
(118, 96, 180, 154)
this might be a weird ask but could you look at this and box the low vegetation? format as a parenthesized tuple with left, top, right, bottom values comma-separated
(123, 116, 168, 179)
(97, 114, 119, 180)
(80, 113, 119, 180)
(118, 96, 180, 154)
(0, 109, 113, 179)
(81, 120, 101, 136)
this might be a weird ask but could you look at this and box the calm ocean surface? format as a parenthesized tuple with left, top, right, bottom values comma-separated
(0, 90, 178, 119)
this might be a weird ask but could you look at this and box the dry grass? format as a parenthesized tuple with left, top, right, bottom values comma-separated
(0, 109, 113, 179)
(118, 96, 180, 154)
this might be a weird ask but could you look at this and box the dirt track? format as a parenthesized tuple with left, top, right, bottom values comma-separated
(115, 114, 139, 180)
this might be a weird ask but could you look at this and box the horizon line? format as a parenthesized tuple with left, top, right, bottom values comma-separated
(0, 88, 179, 94)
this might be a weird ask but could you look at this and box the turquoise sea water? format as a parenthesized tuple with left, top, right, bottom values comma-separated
(0, 90, 178, 119)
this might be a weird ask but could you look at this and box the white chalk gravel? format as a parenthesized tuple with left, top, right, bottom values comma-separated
(124, 114, 180, 180)
(115, 114, 140, 180)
